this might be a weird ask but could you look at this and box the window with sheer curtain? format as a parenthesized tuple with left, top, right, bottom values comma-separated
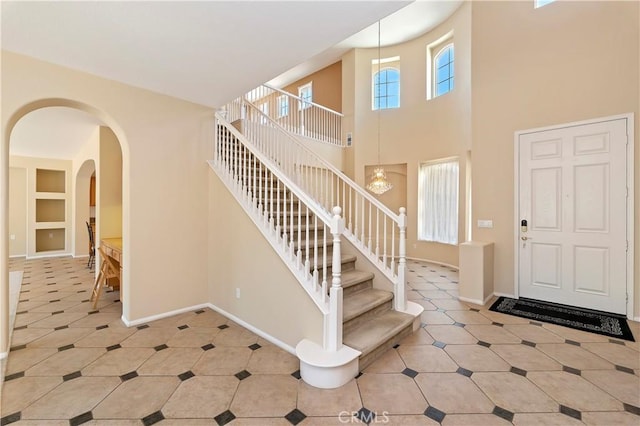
(418, 159, 459, 245)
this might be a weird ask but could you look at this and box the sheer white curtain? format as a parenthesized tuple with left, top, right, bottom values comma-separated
(418, 160, 459, 245)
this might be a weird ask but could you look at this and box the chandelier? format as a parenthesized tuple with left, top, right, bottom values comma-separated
(366, 20, 393, 196)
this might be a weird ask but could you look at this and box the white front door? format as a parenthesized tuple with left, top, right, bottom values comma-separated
(517, 117, 629, 315)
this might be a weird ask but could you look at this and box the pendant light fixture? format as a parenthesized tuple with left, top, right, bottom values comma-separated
(366, 20, 393, 196)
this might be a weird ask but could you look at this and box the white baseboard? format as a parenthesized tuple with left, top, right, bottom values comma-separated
(493, 292, 516, 299)
(26, 252, 72, 260)
(459, 293, 494, 307)
(0, 351, 7, 360)
(633, 316, 640, 323)
(207, 303, 296, 355)
(121, 303, 211, 328)
(9, 254, 26, 259)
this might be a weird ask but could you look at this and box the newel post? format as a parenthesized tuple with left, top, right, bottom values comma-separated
(327, 206, 344, 352)
(395, 207, 408, 312)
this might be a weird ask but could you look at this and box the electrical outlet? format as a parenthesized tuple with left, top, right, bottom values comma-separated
(10, 234, 16, 240)
(49, 232, 54, 238)
(235, 288, 241, 299)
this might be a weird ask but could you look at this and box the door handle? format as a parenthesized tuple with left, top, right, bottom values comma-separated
(521, 236, 532, 241)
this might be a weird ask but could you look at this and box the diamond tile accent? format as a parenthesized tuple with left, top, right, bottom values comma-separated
(492, 406, 514, 422)
(88, 310, 99, 315)
(424, 406, 446, 423)
(521, 340, 536, 347)
(454, 322, 466, 328)
(120, 371, 139, 381)
(5, 371, 25, 381)
(58, 344, 75, 351)
(154, 344, 168, 351)
(291, 370, 301, 379)
(565, 339, 581, 346)
(355, 407, 375, 424)
(355, 372, 363, 379)
(470, 308, 480, 312)
(615, 365, 635, 375)
(195, 309, 205, 314)
(510, 366, 527, 377)
(623, 403, 640, 416)
(402, 368, 419, 378)
(530, 321, 543, 326)
(63, 370, 82, 381)
(285, 408, 307, 425)
(178, 370, 195, 381)
(69, 410, 93, 426)
(142, 410, 165, 426)
(477, 340, 491, 348)
(54, 325, 69, 330)
(218, 324, 229, 330)
(0, 411, 21, 426)
(433, 341, 447, 349)
(393, 343, 400, 348)
(609, 338, 625, 346)
(560, 405, 582, 420)
(201, 343, 215, 351)
(492, 322, 504, 327)
(235, 369, 251, 380)
(214, 410, 236, 425)
(248, 343, 261, 351)
(177, 324, 189, 330)
(106, 344, 121, 351)
(10, 344, 26, 352)
(562, 366, 581, 376)
(137, 324, 149, 330)
(456, 367, 473, 377)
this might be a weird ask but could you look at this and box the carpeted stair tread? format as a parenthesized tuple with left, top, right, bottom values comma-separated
(343, 309, 415, 357)
(314, 253, 357, 270)
(343, 288, 393, 323)
(341, 269, 374, 290)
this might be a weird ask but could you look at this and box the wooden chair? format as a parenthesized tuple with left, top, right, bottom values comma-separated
(90, 246, 120, 309)
(86, 221, 95, 269)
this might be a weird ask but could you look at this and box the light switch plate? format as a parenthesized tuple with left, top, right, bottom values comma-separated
(477, 220, 493, 228)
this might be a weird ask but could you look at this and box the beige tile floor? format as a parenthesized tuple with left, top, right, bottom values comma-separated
(1, 256, 639, 425)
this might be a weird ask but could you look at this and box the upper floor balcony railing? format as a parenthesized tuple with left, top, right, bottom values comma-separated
(224, 84, 345, 147)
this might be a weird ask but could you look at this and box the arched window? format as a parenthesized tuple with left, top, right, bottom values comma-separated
(434, 44, 454, 97)
(373, 67, 400, 110)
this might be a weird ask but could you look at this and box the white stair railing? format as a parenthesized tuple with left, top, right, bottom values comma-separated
(225, 84, 344, 147)
(220, 99, 409, 313)
(210, 116, 345, 352)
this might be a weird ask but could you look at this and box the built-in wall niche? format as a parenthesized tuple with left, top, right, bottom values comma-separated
(35, 199, 65, 222)
(35, 228, 65, 252)
(36, 168, 65, 193)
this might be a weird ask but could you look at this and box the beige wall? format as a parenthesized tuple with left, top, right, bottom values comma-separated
(208, 171, 323, 348)
(98, 126, 122, 240)
(72, 127, 99, 258)
(1, 51, 214, 348)
(284, 61, 342, 113)
(9, 167, 26, 256)
(343, 1, 471, 267)
(470, 1, 640, 317)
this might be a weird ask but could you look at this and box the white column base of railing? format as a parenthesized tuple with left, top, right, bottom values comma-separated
(296, 339, 361, 389)
(401, 301, 426, 332)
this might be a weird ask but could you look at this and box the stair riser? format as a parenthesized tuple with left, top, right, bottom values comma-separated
(357, 324, 413, 371)
(343, 277, 373, 296)
(343, 299, 392, 336)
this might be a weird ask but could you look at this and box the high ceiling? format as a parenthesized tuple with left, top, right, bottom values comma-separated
(2, 0, 461, 159)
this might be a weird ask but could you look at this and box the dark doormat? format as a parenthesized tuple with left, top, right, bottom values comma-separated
(489, 297, 635, 342)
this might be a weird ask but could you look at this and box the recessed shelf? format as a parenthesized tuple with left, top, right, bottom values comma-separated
(35, 228, 65, 252)
(36, 199, 65, 222)
(36, 169, 65, 193)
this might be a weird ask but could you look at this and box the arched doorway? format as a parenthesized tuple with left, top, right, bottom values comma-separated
(1, 99, 129, 357)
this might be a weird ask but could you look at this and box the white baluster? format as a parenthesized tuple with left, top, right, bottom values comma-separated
(327, 206, 344, 352)
(395, 207, 407, 312)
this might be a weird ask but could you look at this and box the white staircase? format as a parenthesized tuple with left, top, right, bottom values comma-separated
(209, 87, 423, 388)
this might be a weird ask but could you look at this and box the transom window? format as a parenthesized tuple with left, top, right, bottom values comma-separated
(298, 83, 312, 110)
(434, 44, 454, 97)
(535, 0, 555, 8)
(372, 56, 400, 110)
